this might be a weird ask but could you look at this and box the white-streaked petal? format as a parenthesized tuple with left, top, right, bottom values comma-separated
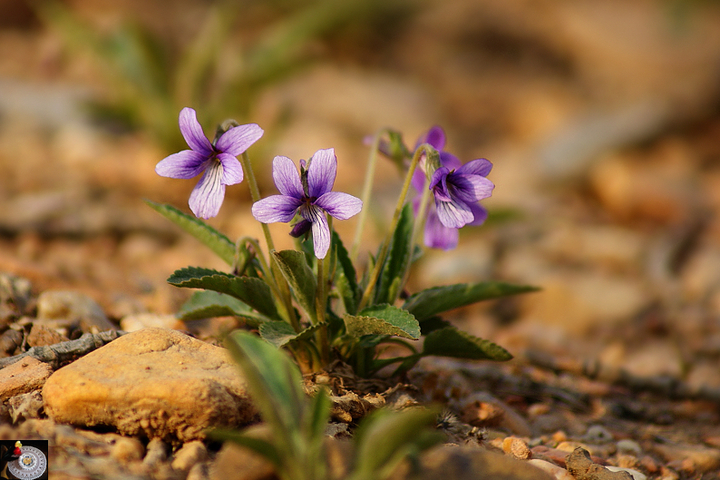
(314, 192, 362, 220)
(216, 123, 264, 156)
(217, 153, 243, 185)
(179, 107, 213, 155)
(155, 150, 209, 179)
(251, 195, 302, 223)
(307, 148, 336, 198)
(307, 206, 330, 259)
(435, 198, 473, 229)
(450, 174, 494, 203)
(189, 162, 225, 219)
(272, 156, 304, 198)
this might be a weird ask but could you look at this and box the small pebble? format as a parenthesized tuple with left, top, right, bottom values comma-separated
(27, 323, 69, 347)
(143, 438, 168, 467)
(527, 459, 574, 480)
(658, 466, 679, 480)
(502, 436, 531, 460)
(639, 455, 659, 473)
(617, 439, 642, 456)
(606, 466, 646, 480)
(187, 461, 210, 480)
(36, 290, 116, 333)
(585, 425, 614, 444)
(615, 454, 640, 470)
(527, 403, 550, 417)
(110, 437, 145, 463)
(557, 441, 615, 458)
(531, 445, 570, 467)
(172, 441, 209, 473)
(556, 441, 588, 453)
(7, 391, 44, 423)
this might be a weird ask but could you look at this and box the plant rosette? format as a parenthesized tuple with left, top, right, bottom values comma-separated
(149, 108, 538, 375)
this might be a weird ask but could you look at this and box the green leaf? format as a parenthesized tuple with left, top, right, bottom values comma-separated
(225, 332, 307, 446)
(374, 203, 414, 305)
(177, 291, 270, 326)
(307, 388, 331, 443)
(168, 267, 278, 319)
(272, 250, 317, 321)
(259, 321, 325, 348)
(351, 408, 444, 480)
(422, 327, 512, 361)
(343, 304, 420, 340)
(225, 331, 330, 480)
(332, 230, 360, 315)
(145, 200, 237, 266)
(418, 316, 453, 335)
(403, 281, 540, 321)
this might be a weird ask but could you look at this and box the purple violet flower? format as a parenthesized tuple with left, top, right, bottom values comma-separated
(430, 159, 494, 229)
(251, 148, 363, 259)
(412, 126, 494, 250)
(155, 107, 264, 219)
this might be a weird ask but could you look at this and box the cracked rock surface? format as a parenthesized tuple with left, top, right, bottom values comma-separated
(43, 328, 257, 444)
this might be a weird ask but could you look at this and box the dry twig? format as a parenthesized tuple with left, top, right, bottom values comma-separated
(0, 330, 126, 370)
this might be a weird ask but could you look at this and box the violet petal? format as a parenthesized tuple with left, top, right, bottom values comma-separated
(456, 158, 493, 177)
(179, 107, 213, 156)
(424, 207, 458, 250)
(307, 148, 336, 198)
(304, 205, 330, 259)
(216, 123, 264, 156)
(189, 162, 225, 219)
(272, 156, 304, 199)
(416, 125, 446, 150)
(155, 150, 209, 179)
(251, 195, 302, 223)
(439, 151, 462, 170)
(435, 198, 473, 229)
(429, 166, 450, 191)
(216, 153, 243, 185)
(450, 174, 494, 203)
(314, 192, 363, 220)
(468, 202, 489, 226)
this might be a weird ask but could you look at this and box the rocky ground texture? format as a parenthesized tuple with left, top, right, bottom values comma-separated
(1, 0, 720, 479)
(1, 278, 720, 479)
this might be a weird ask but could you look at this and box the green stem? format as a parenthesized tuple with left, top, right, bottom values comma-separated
(357, 145, 429, 311)
(350, 128, 387, 262)
(394, 175, 432, 301)
(236, 236, 269, 276)
(314, 216, 331, 365)
(240, 152, 300, 332)
(240, 152, 277, 252)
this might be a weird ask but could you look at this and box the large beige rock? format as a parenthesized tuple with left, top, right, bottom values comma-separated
(43, 328, 257, 443)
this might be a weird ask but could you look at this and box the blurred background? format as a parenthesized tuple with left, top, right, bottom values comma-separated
(1, 0, 720, 384)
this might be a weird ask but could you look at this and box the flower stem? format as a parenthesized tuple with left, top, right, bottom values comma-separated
(240, 152, 300, 331)
(240, 152, 276, 251)
(350, 128, 387, 262)
(357, 144, 429, 311)
(314, 216, 331, 365)
(395, 175, 432, 299)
